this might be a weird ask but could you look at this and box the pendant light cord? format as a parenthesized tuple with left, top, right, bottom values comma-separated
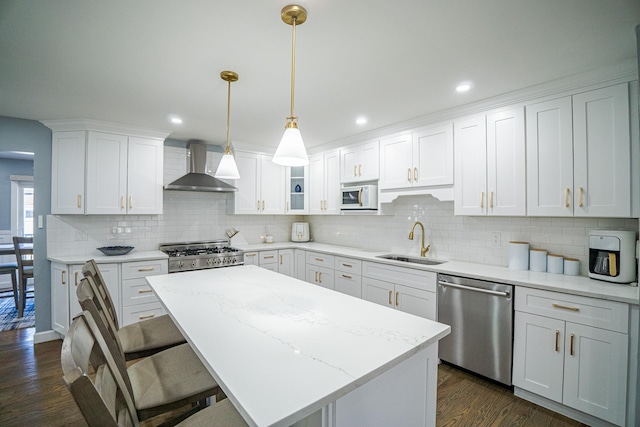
(289, 17, 297, 120)
(225, 78, 232, 154)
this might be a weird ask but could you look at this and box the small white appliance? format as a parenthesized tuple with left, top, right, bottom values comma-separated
(291, 222, 310, 242)
(588, 230, 637, 284)
(340, 184, 378, 210)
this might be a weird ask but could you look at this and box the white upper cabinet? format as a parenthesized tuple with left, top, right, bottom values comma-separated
(235, 151, 285, 215)
(572, 83, 630, 217)
(51, 128, 164, 215)
(526, 97, 574, 216)
(285, 165, 308, 214)
(380, 124, 453, 191)
(526, 83, 631, 217)
(454, 108, 525, 216)
(340, 140, 379, 183)
(309, 150, 340, 215)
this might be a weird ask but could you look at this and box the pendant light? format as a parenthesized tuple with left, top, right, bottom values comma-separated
(214, 70, 241, 179)
(272, 4, 309, 166)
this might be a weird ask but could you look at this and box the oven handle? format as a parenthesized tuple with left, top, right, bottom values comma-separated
(438, 280, 510, 298)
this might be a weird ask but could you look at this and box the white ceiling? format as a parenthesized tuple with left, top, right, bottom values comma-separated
(0, 1, 638, 150)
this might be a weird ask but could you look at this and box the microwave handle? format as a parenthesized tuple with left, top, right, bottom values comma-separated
(358, 187, 363, 207)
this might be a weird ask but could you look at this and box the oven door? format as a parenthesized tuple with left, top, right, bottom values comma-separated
(341, 187, 365, 209)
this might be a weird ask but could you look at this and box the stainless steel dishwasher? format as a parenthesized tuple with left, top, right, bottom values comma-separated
(437, 274, 514, 386)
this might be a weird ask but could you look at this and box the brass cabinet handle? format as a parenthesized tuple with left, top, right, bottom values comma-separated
(121, 196, 125, 209)
(139, 314, 155, 320)
(407, 168, 411, 182)
(262, 200, 265, 210)
(138, 289, 153, 294)
(552, 303, 580, 312)
(77, 194, 82, 209)
(414, 167, 418, 181)
(280, 255, 283, 265)
(258, 200, 261, 211)
(395, 291, 400, 306)
(129, 196, 133, 209)
(570, 333, 575, 356)
(315, 271, 318, 282)
(324, 200, 327, 210)
(555, 330, 560, 352)
(564, 188, 570, 208)
(138, 267, 154, 272)
(246, 253, 257, 257)
(342, 263, 352, 268)
(61, 270, 66, 285)
(388, 290, 392, 305)
(354, 165, 357, 177)
(480, 192, 484, 209)
(358, 164, 362, 176)
(358, 187, 363, 207)
(286, 201, 289, 211)
(315, 258, 323, 262)
(342, 274, 352, 279)
(489, 191, 494, 209)
(264, 255, 274, 259)
(578, 187, 584, 207)
(319, 272, 322, 283)
(74, 272, 79, 287)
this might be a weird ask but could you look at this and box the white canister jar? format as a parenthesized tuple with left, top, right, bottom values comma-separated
(529, 249, 548, 272)
(509, 241, 529, 270)
(564, 258, 580, 276)
(547, 254, 564, 274)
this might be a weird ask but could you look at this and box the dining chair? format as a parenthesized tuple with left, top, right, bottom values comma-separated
(0, 262, 19, 310)
(82, 259, 186, 360)
(12, 236, 33, 317)
(61, 310, 247, 427)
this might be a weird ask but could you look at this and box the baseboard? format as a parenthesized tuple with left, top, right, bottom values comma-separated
(33, 329, 62, 344)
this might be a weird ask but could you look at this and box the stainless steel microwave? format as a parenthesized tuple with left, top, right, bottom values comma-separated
(340, 185, 378, 210)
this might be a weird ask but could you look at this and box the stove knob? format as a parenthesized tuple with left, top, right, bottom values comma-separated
(191, 261, 196, 267)
(231, 258, 236, 264)
(178, 261, 184, 268)
(223, 258, 228, 264)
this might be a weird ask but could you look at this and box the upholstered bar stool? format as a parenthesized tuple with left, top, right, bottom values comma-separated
(0, 262, 19, 310)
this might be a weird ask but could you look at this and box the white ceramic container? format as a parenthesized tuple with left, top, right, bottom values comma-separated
(529, 249, 548, 272)
(509, 242, 529, 270)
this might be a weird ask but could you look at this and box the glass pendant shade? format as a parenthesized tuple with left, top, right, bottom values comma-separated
(215, 148, 240, 179)
(273, 124, 309, 166)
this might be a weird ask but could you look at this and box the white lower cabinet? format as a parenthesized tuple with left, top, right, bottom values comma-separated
(244, 252, 259, 265)
(362, 262, 437, 321)
(277, 249, 294, 277)
(120, 259, 167, 326)
(247, 250, 295, 276)
(306, 251, 335, 290)
(294, 249, 306, 281)
(334, 256, 362, 298)
(513, 288, 629, 426)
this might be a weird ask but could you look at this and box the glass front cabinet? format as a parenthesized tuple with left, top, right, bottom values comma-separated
(286, 165, 308, 214)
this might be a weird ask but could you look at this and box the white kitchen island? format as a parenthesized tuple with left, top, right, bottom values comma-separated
(146, 265, 450, 427)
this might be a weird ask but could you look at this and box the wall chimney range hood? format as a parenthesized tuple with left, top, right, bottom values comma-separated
(165, 141, 238, 192)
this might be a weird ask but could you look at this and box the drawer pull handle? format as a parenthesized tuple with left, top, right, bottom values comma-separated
(342, 263, 352, 268)
(138, 267, 155, 272)
(342, 274, 352, 279)
(264, 255, 274, 259)
(75, 272, 79, 287)
(395, 291, 399, 306)
(552, 303, 579, 312)
(138, 289, 153, 294)
(62, 270, 66, 285)
(388, 290, 392, 305)
(555, 330, 560, 352)
(139, 314, 155, 320)
(246, 253, 257, 257)
(570, 333, 575, 356)
(315, 258, 323, 262)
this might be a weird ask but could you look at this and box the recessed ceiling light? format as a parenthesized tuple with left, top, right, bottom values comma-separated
(170, 117, 183, 124)
(456, 82, 473, 93)
(356, 116, 367, 125)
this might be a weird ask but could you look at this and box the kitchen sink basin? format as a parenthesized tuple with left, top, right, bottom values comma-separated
(375, 254, 446, 266)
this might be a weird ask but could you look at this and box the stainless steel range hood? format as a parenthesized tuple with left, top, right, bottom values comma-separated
(165, 141, 237, 192)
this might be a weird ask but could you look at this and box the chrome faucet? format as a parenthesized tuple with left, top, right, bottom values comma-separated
(409, 221, 430, 257)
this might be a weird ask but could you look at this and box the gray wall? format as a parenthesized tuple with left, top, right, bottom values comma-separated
(0, 158, 34, 230)
(0, 116, 52, 333)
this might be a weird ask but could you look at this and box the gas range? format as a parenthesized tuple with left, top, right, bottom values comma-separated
(159, 240, 244, 273)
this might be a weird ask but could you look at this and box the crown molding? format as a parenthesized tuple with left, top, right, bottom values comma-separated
(40, 118, 171, 140)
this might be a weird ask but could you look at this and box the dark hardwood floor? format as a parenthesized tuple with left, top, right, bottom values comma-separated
(0, 328, 588, 426)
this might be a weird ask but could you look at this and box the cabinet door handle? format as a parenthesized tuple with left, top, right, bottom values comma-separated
(138, 289, 153, 294)
(341, 274, 352, 279)
(388, 290, 393, 305)
(129, 196, 133, 209)
(407, 168, 412, 182)
(564, 188, 570, 208)
(258, 200, 261, 211)
(315, 271, 318, 282)
(395, 291, 400, 306)
(414, 167, 418, 182)
(280, 255, 283, 265)
(139, 314, 155, 320)
(569, 333, 575, 356)
(358, 164, 362, 176)
(77, 194, 82, 209)
(354, 165, 357, 177)
(324, 200, 327, 210)
(578, 187, 584, 207)
(552, 303, 580, 312)
(480, 192, 484, 209)
(286, 201, 289, 211)
(489, 191, 494, 209)
(61, 270, 66, 285)
(138, 267, 154, 272)
(262, 200, 265, 211)
(319, 272, 322, 283)
(555, 330, 560, 352)
(121, 196, 125, 209)
(74, 272, 79, 287)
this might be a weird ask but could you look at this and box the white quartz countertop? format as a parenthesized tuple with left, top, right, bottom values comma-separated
(237, 242, 640, 305)
(47, 250, 168, 264)
(147, 266, 450, 427)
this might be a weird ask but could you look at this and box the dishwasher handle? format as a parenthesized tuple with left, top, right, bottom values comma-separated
(438, 280, 511, 298)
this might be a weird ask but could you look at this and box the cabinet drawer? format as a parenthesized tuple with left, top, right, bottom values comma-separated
(335, 272, 362, 298)
(362, 261, 436, 292)
(515, 287, 629, 333)
(122, 278, 159, 307)
(335, 256, 362, 274)
(121, 259, 168, 280)
(244, 252, 259, 265)
(121, 302, 165, 326)
(259, 251, 278, 265)
(306, 251, 335, 268)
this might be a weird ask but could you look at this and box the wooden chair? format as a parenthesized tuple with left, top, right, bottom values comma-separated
(13, 236, 33, 317)
(61, 310, 247, 427)
(82, 259, 186, 360)
(0, 262, 19, 310)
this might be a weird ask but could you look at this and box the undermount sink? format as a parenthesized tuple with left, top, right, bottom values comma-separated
(375, 254, 446, 266)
